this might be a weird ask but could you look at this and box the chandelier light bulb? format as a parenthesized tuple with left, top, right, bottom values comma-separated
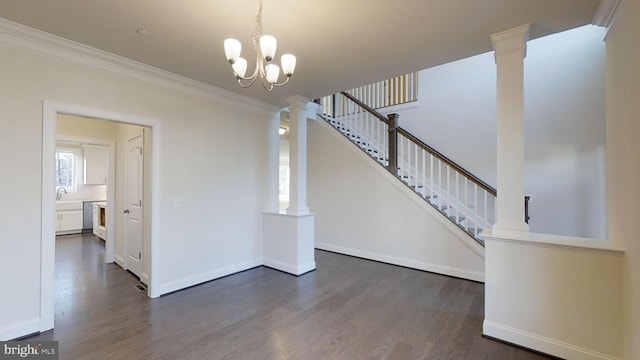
(232, 57, 248, 77)
(224, 38, 241, 63)
(281, 54, 296, 76)
(265, 64, 280, 83)
(260, 35, 277, 62)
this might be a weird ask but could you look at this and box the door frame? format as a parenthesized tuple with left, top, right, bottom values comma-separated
(41, 100, 162, 333)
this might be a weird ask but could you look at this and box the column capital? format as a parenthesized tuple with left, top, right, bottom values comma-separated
(491, 24, 530, 59)
(286, 95, 310, 110)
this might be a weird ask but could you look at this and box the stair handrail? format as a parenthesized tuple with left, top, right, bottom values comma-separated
(396, 127, 497, 196)
(341, 91, 391, 125)
(342, 91, 496, 196)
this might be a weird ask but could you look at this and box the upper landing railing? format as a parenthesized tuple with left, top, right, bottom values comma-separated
(322, 72, 418, 118)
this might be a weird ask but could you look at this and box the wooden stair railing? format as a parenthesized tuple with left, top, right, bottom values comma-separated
(320, 91, 531, 244)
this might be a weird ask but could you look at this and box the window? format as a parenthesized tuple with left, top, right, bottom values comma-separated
(55, 148, 79, 192)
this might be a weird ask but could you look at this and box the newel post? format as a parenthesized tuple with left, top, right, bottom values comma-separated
(387, 113, 399, 176)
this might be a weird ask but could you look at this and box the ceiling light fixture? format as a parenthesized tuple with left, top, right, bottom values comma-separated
(223, 0, 296, 91)
(279, 127, 286, 135)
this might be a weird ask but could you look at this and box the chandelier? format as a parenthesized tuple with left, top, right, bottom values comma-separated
(223, 0, 296, 91)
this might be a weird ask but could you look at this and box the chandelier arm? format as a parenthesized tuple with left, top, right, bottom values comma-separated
(261, 80, 274, 92)
(237, 76, 259, 88)
(230, 49, 262, 81)
(267, 76, 291, 87)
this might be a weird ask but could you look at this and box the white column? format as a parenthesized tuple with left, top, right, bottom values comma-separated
(265, 113, 280, 212)
(286, 95, 310, 215)
(491, 24, 530, 235)
(262, 95, 316, 276)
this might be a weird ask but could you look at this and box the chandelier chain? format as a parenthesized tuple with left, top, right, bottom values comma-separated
(252, 0, 264, 50)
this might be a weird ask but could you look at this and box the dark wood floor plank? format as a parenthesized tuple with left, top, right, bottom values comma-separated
(27, 234, 553, 360)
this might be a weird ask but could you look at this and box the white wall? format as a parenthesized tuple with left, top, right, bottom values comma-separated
(0, 33, 273, 339)
(605, 0, 640, 358)
(308, 118, 485, 282)
(483, 237, 623, 359)
(397, 25, 607, 238)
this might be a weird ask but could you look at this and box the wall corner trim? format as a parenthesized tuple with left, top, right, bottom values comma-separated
(483, 320, 622, 360)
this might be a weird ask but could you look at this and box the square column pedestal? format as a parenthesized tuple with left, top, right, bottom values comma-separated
(263, 212, 316, 276)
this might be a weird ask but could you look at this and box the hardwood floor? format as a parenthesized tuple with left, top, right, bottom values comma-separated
(29, 233, 552, 359)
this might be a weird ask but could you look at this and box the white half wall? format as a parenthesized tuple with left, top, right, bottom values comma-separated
(308, 118, 485, 282)
(396, 25, 607, 238)
(0, 26, 274, 339)
(483, 234, 623, 360)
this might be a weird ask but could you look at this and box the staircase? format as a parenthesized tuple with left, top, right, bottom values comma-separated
(318, 90, 499, 245)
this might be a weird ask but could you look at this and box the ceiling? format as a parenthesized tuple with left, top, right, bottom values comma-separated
(0, 0, 601, 107)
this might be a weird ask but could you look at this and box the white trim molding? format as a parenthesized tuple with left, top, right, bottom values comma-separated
(481, 229, 625, 254)
(263, 258, 317, 276)
(0, 319, 41, 341)
(0, 18, 277, 115)
(593, 0, 621, 27)
(484, 320, 622, 360)
(316, 242, 485, 283)
(41, 100, 163, 336)
(156, 259, 262, 295)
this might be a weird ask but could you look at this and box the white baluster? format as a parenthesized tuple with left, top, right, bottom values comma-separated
(430, 155, 434, 201)
(455, 172, 459, 222)
(422, 149, 426, 198)
(437, 159, 442, 208)
(484, 190, 488, 226)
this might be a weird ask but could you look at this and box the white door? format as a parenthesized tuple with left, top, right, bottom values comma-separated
(126, 135, 144, 278)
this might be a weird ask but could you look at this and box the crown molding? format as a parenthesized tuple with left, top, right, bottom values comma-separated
(0, 17, 279, 114)
(592, 0, 620, 27)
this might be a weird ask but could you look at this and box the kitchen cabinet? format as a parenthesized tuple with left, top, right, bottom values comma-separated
(84, 144, 108, 185)
(56, 209, 83, 234)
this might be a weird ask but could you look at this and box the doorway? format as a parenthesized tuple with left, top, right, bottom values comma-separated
(41, 100, 161, 333)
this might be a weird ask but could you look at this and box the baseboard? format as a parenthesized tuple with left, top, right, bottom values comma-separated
(0, 318, 40, 341)
(156, 258, 262, 295)
(263, 257, 316, 276)
(483, 320, 621, 360)
(316, 242, 484, 282)
(114, 254, 126, 269)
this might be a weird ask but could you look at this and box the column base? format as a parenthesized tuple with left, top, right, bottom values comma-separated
(263, 212, 316, 276)
(492, 222, 530, 238)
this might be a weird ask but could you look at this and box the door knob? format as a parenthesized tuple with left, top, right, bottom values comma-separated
(124, 209, 130, 214)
